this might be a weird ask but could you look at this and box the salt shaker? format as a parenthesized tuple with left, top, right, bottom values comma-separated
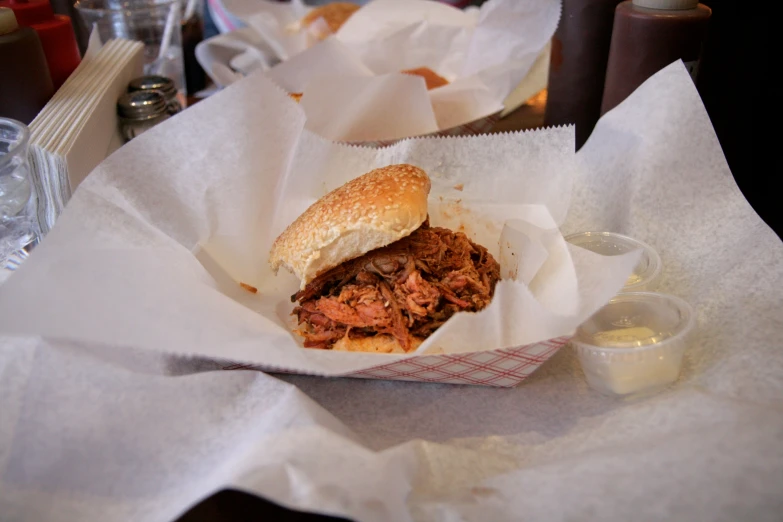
(127, 75, 183, 115)
(0, 0, 81, 90)
(117, 90, 170, 143)
(180, 0, 206, 96)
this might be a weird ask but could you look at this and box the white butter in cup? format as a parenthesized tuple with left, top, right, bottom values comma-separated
(565, 231, 662, 291)
(571, 292, 695, 397)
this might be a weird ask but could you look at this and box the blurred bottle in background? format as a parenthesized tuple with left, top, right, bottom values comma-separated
(601, 0, 711, 116)
(181, 0, 207, 96)
(0, 7, 54, 124)
(543, 0, 623, 150)
(49, 0, 89, 55)
(0, 0, 81, 90)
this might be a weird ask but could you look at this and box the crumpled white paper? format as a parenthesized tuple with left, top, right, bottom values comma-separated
(198, 0, 560, 141)
(1, 62, 782, 522)
(194, 27, 280, 87)
(0, 67, 635, 377)
(228, 0, 311, 61)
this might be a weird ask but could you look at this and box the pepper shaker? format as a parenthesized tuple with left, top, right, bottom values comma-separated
(117, 90, 170, 142)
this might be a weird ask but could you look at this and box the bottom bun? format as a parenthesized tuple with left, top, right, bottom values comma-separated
(331, 335, 423, 354)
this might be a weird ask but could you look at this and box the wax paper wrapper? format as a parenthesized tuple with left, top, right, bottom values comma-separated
(198, 0, 560, 143)
(1, 62, 782, 522)
(0, 67, 640, 386)
(194, 27, 281, 88)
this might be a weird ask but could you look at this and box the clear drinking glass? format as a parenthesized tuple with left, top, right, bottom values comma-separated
(75, 0, 186, 100)
(1, 118, 39, 275)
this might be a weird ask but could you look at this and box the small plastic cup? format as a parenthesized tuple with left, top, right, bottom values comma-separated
(75, 0, 186, 96)
(565, 231, 662, 291)
(571, 292, 695, 398)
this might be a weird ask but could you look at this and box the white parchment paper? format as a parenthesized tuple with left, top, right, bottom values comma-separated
(0, 67, 629, 376)
(198, 0, 560, 141)
(194, 27, 280, 87)
(1, 62, 782, 522)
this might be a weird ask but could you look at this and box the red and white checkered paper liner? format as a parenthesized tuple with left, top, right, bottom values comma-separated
(223, 335, 570, 387)
(346, 111, 502, 149)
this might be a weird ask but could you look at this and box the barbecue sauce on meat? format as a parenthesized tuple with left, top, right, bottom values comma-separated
(292, 222, 501, 351)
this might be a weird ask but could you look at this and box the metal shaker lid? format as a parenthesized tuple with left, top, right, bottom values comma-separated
(128, 75, 177, 101)
(117, 90, 167, 120)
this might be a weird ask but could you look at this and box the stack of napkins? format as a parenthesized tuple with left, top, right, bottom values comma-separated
(28, 35, 143, 234)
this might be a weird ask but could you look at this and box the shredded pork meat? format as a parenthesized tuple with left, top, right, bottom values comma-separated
(292, 222, 501, 351)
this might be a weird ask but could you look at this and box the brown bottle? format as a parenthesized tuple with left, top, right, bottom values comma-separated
(181, 6, 207, 96)
(543, 0, 623, 150)
(601, 0, 711, 115)
(0, 7, 54, 124)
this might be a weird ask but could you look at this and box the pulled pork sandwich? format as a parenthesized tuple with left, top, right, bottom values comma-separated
(269, 164, 501, 354)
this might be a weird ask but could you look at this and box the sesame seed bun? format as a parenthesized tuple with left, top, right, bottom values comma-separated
(269, 164, 431, 289)
(300, 2, 360, 39)
(401, 67, 450, 90)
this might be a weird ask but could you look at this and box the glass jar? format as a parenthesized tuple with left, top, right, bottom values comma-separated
(1, 117, 39, 274)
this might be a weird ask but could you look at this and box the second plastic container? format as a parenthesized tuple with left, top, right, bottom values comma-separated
(565, 231, 662, 292)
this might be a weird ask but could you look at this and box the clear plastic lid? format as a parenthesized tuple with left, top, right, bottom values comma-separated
(565, 231, 662, 292)
(573, 292, 694, 352)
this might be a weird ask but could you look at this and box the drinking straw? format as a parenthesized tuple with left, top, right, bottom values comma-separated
(156, 0, 179, 69)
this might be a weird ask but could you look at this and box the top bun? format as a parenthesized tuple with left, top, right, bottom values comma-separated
(269, 164, 430, 289)
(300, 2, 360, 38)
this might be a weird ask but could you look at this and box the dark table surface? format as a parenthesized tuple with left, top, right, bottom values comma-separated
(173, 490, 352, 522)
